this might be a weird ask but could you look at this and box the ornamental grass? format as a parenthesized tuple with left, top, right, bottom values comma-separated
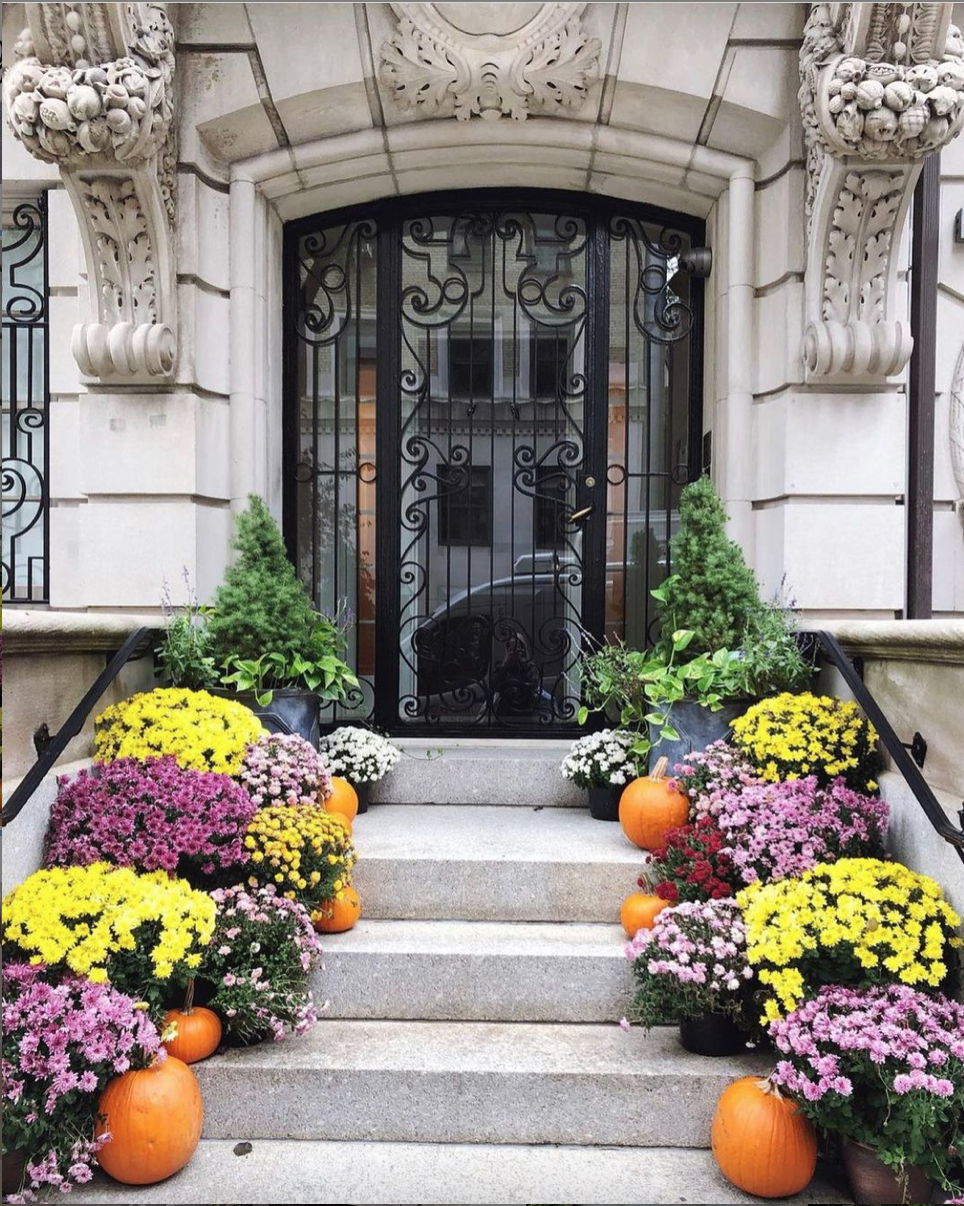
(43, 756, 257, 882)
(2, 962, 163, 1203)
(95, 687, 264, 775)
(731, 691, 881, 793)
(739, 857, 963, 1025)
(244, 804, 356, 909)
(1, 863, 216, 1018)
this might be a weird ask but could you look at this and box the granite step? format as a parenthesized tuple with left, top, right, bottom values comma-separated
(62, 1139, 851, 1204)
(194, 1021, 768, 1147)
(319, 918, 632, 1021)
(371, 739, 586, 806)
(350, 803, 644, 922)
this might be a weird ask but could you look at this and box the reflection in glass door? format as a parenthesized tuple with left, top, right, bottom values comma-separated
(286, 193, 702, 735)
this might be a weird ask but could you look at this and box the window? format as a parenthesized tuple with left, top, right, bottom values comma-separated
(3, 196, 49, 603)
(531, 331, 570, 401)
(438, 463, 492, 546)
(449, 334, 493, 400)
(533, 465, 570, 549)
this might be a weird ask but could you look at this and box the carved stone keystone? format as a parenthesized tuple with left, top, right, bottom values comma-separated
(4, 3, 177, 381)
(799, 3, 964, 381)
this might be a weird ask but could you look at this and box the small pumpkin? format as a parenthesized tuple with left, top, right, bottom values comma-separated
(163, 979, 221, 1064)
(96, 1056, 202, 1185)
(620, 892, 668, 937)
(711, 1076, 817, 1200)
(327, 776, 359, 823)
(313, 885, 361, 933)
(618, 758, 689, 850)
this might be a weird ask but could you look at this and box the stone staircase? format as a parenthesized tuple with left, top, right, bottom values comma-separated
(71, 743, 848, 1204)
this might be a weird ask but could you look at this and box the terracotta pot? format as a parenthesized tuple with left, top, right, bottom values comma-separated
(587, 784, 621, 821)
(678, 1011, 745, 1057)
(840, 1139, 933, 1205)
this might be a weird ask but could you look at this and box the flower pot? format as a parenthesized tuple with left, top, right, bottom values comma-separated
(353, 781, 371, 815)
(649, 698, 758, 773)
(678, 1012, 744, 1057)
(210, 687, 320, 747)
(588, 784, 622, 821)
(840, 1140, 933, 1206)
(2, 1148, 27, 1197)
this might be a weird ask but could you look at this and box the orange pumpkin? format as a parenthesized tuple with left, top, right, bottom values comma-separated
(620, 892, 668, 937)
(327, 776, 359, 823)
(712, 1076, 818, 1199)
(96, 1056, 202, 1185)
(163, 1007, 221, 1065)
(313, 885, 361, 933)
(619, 757, 689, 850)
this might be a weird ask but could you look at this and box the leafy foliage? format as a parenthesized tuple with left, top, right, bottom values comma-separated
(156, 572, 218, 691)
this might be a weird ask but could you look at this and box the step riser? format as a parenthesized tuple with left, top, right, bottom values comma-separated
(317, 952, 632, 1022)
(354, 860, 636, 922)
(195, 1064, 738, 1147)
(371, 749, 586, 808)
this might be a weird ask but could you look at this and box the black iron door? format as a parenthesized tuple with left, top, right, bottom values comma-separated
(285, 191, 702, 736)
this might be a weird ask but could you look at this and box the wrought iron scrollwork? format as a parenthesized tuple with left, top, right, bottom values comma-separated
(3, 197, 49, 603)
(609, 215, 695, 344)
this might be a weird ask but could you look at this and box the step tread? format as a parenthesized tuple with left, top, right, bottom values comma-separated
(202, 1019, 768, 1076)
(352, 804, 643, 864)
(322, 917, 629, 956)
(62, 1140, 850, 1204)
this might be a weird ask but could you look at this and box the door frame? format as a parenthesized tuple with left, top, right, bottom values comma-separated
(283, 188, 705, 736)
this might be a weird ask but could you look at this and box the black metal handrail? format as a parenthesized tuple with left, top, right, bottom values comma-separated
(2, 626, 159, 826)
(807, 629, 964, 866)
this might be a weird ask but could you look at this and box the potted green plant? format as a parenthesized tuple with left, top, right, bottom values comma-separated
(158, 496, 357, 745)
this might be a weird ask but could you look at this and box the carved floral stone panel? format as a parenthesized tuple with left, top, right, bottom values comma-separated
(379, 2, 602, 121)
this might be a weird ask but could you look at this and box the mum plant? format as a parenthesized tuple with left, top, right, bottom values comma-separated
(625, 898, 753, 1029)
(319, 726, 401, 784)
(560, 729, 641, 789)
(715, 776, 889, 885)
(2, 963, 163, 1203)
(671, 740, 760, 821)
(240, 732, 333, 808)
(643, 817, 740, 903)
(244, 804, 356, 909)
(95, 687, 264, 776)
(770, 984, 964, 1192)
(731, 692, 881, 793)
(43, 756, 257, 881)
(202, 883, 324, 1043)
(207, 495, 357, 706)
(739, 857, 963, 1024)
(2, 863, 216, 1019)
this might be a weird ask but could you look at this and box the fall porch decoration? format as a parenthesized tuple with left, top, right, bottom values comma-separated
(162, 979, 222, 1064)
(711, 1075, 817, 1199)
(618, 757, 689, 850)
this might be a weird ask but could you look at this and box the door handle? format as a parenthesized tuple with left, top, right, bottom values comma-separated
(568, 505, 593, 523)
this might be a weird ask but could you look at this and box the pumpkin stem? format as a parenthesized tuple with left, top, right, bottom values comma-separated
(182, 976, 195, 1015)
(650, 756, 669, 781)
(757, 1076, 784, 1099)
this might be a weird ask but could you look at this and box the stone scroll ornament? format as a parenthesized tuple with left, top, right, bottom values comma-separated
(799, 3, 964, 381)
(4, 3, 177, 381)
(379, 2, 601, 121)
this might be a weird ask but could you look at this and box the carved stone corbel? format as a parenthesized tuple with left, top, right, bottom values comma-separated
(799, 4, 964, 381)
(4, 3, 177, 382)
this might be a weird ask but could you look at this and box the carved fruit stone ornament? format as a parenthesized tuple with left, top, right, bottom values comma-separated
(799, 3, 964, 381)
(3, 3, 177, 381)
(379, 2, 601, 120)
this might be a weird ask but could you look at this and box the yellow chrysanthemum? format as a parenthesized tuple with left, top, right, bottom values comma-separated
(245, 803, 356, 907)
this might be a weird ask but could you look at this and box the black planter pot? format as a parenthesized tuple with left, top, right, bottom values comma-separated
(649, 698, 759, 772)
(588, 785, 622, 821)
(353, 781, 371, 815)
(678, 1012, 745, 1056)
(210, 687, 321, 747)
(2, 1148, 27, 1197)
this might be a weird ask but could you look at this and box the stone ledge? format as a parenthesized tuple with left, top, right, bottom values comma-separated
(3, 609, 161, 655)
(819, 619, 964, 665)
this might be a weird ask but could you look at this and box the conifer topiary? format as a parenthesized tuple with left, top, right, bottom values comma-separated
(656, 476, 764, 657)
(206, 495, 317, 666)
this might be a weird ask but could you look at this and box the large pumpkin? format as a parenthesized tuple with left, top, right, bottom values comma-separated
(620, 892, 668, 937)
(327, 776, 359, 823)
(619, 757, 689, 849)
(313, 885, 361, 933)
(96, 1056, 202, 1185)
(711, 1076, 817, 1199)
